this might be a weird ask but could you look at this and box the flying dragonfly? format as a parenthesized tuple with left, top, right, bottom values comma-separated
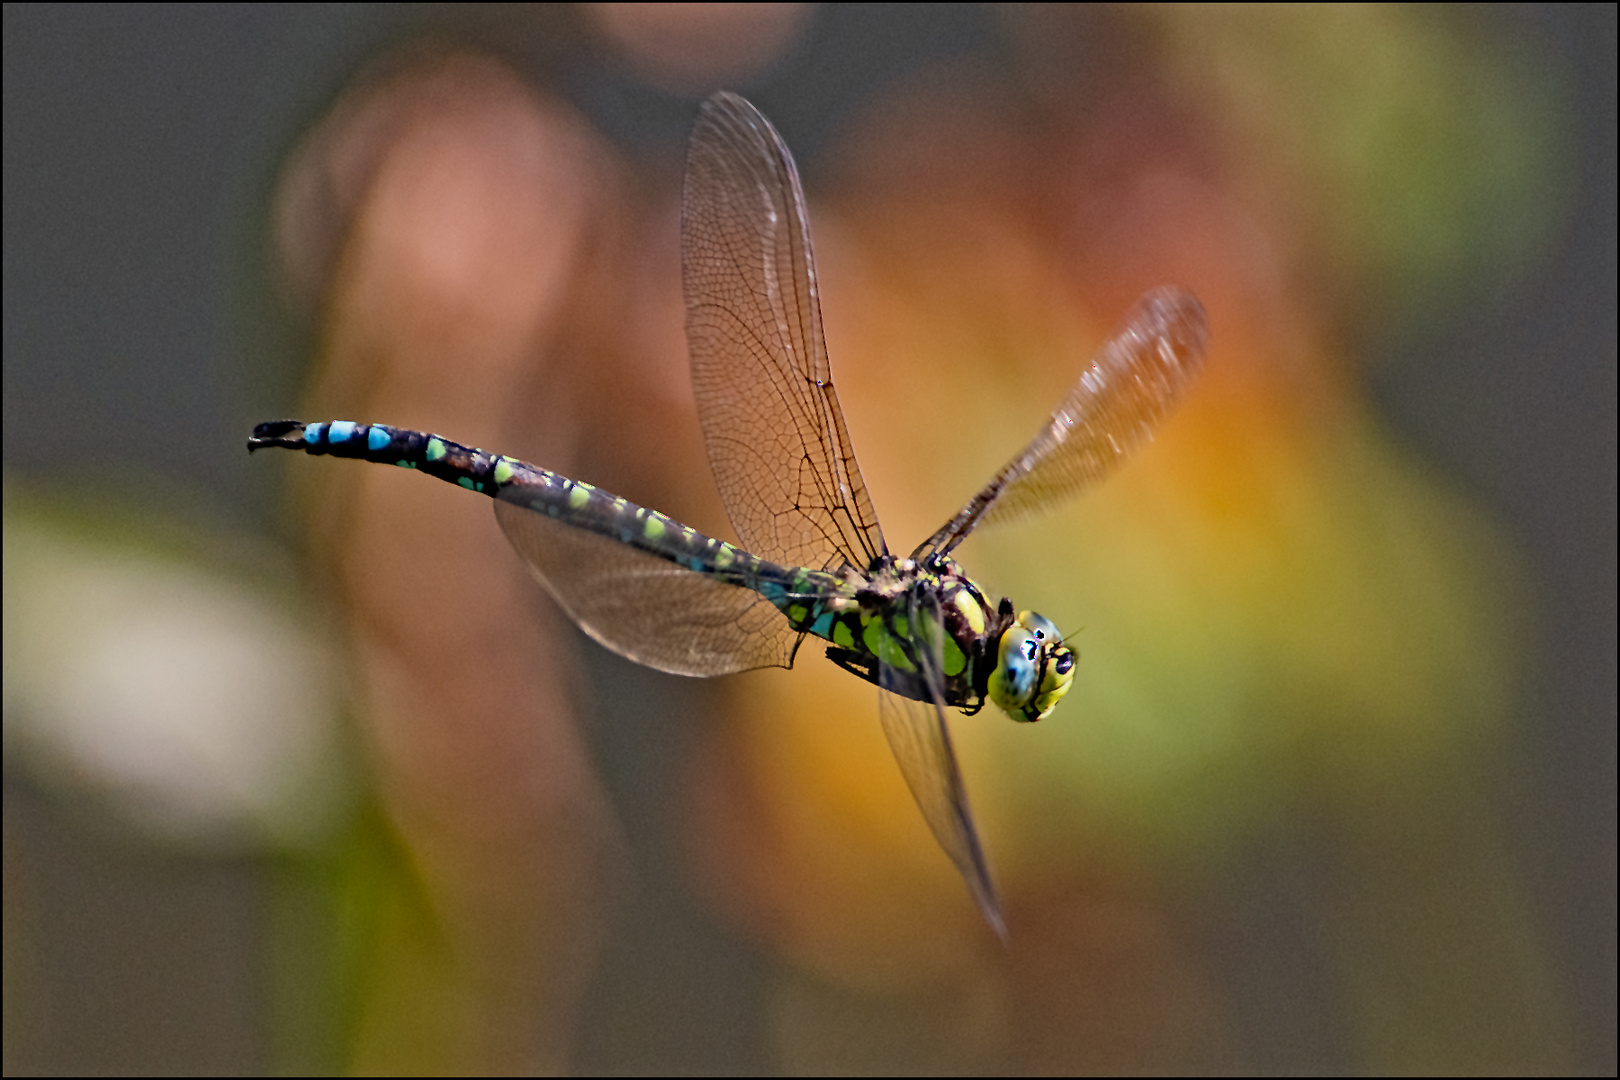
(250, 91, 1207, 937)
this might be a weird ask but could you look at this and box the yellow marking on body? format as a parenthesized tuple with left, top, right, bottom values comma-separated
(426, 438, 447, 462)
(1034, 681, 1071, 716)
(942, 636, 967, 677)
(954, 589, 986, 635)
(643, 514, 666, 542)
(832, 620, 856, 649)
(493, 459, 516, 484)
(713, 543, 735, 568)
(568, 483, 591, 510)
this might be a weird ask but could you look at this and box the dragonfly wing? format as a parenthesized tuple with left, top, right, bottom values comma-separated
(684, 91, 886, 573)
(918, 287, 1208, 558)
(495, 498, 800, 677)
(876, 689, 1005, 938)
(876, 592, 1006, 937)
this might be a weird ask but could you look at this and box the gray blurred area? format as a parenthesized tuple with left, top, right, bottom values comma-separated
(4, 4, 1613, 1074)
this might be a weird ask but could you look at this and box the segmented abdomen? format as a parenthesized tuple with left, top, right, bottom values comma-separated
(248, 419, 840, 599)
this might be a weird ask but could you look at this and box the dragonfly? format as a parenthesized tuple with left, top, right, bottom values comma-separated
(250, 91, 1206, 936)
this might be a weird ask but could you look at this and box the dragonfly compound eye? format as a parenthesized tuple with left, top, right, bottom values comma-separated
(989, 626, 1043, 721)
(988, 612, 1075, 722)
(1021, 610, 1062, 645)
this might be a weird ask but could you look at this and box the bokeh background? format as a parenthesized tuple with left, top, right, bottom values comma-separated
(5, 4, 1614, 1074)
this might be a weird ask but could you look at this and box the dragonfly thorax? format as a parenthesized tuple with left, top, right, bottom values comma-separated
(862, 557, 1076, 724)
(800, 554, 1070, 724)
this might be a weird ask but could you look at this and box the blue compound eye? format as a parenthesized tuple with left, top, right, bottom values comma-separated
(1023, 611, 1062, 645)
(990, 611, 1076, 723)
(989, 627, 1041, 720)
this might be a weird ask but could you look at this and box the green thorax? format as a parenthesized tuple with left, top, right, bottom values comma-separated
(776, 554, 1011, 714)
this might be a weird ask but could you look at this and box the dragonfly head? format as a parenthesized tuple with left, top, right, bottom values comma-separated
(988, 610, 1075, 723)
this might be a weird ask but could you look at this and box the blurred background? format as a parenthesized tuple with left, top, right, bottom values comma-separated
(4, 4, 1613, 1074)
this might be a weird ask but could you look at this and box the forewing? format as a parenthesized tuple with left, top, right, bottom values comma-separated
(684, 91, 886, 572)
(919, 287, 1208, 557)
(876, 592, 1006, 937)
(494, 497, 799, 676)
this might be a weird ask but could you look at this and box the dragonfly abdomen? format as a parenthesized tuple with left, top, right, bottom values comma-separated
(250, 420, 802, 590)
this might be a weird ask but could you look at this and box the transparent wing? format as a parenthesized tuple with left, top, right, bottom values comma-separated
(877, 591, 1005, 937)
(917, 287, 1208, 558)
(495, 498, 800, 676)
(684, 91, 886, 573)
